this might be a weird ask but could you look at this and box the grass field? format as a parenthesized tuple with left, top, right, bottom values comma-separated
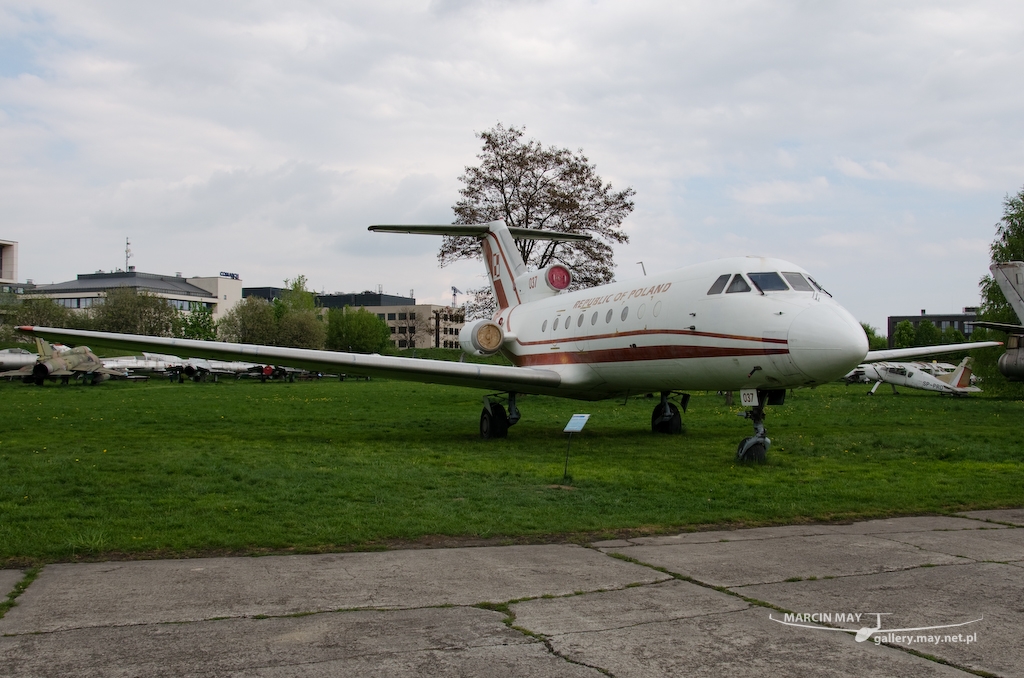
(1, 376, 1022, 566)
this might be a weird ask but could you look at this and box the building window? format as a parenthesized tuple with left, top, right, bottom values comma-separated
(388, 313, 396, 320)
(398, 327, 407, 334)
(390, 326, 396, 334)
(398, 339, 407, 348)
(377, 313, 385, 320)
(409, 313, 416, 320)
(399, 313, 407, 320)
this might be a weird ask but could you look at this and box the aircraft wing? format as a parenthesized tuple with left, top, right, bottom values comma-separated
(865, 341, 1002, 362)
(969, 321, 1024, 333)
(16, 326, 562, 394)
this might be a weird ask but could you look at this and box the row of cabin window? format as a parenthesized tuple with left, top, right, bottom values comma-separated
(542, 306, 633, 333)
(706, 271, 825, 295)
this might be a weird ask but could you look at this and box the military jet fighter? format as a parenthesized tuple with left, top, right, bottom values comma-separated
(0, 338, 126, 385)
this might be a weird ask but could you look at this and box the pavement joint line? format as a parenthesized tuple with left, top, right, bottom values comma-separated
(476, 598, 618, 676)
(0, 566, 41, 621)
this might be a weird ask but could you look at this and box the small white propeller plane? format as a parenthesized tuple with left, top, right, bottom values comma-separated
(15, 221, 995, 461)
(845, 356, 981, 396)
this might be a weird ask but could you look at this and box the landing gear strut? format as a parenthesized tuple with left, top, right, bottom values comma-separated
(480, 392, 520, 439)
(736, 406, 769, 463)
(651, 391, 688, 434)
(736, 389, 784, 463)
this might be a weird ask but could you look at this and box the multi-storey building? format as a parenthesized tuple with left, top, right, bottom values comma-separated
(26, 269, 243, 321)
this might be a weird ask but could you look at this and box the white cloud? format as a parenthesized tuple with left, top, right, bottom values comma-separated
(730, 177, 829, 205)
(0, 0, 1022, 328)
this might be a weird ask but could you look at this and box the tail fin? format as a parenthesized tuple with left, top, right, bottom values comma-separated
(937, 357, 973, 388)
(991, 262, 1024, 324)
(368, 222, 591, 313)
(35, 337, 53, 358)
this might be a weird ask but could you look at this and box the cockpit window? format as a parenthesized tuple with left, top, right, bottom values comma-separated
(782, 272, 813, 291)
(707, 274, 730, 295)
(807, 276, 832, 297)
(748, 272, 789, 292)
(726, 274, 751, 293)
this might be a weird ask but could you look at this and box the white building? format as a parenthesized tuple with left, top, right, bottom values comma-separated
(0, 239, 17, 287)
(27, 269, 243, 321)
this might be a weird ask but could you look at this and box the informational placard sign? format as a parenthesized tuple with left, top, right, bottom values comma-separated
(563, 414, 591, 433)
(740, 388, 759, 407)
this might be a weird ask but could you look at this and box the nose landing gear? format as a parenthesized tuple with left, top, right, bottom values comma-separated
(736, 389, 785, 463)
(736, 405, 769, 463)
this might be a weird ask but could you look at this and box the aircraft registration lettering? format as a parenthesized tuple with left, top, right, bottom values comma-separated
(573, 282, 672, 309)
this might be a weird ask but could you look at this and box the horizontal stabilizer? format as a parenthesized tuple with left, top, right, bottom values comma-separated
(866, 341, 1002, 362)
(369, 222, 592, 241)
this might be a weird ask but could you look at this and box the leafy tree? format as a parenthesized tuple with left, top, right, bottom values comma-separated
(979, 185, 1024, 326)
(439, 123, 635, 317)
(277, 309, 326, 349)
(914, 319, 941, 347)
(173, 302, 217, 341)
(892, 320, 916, 348)
(276, 275, 317, 315)
(860, 323, 887, 350)
(90, 287, 177, 336)
(326, 307, 391, 353)
(218, 296, 277, 345)
(941, 326, 965, 345)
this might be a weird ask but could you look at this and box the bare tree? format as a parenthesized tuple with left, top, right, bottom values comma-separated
(439, 124, 634, 317)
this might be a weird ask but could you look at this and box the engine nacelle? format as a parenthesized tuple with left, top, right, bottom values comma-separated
(460, 319, 504, 356)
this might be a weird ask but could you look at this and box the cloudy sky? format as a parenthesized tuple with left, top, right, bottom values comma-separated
(2, 1, 1022, 331)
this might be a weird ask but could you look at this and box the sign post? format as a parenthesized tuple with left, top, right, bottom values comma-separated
(562, 414, 591, 482)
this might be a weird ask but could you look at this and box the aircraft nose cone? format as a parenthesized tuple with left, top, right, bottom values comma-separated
(787, 303, 868, 383)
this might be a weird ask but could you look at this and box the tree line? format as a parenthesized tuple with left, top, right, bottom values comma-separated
(0, 275, 393, 354)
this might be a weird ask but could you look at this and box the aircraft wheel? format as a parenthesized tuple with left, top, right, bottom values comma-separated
(651, 403, 682, 434)
(736, 438, 767, 464)
(480, 404, 509, 439)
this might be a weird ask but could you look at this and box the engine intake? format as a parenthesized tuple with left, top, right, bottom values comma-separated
(460, 319, 504, 356)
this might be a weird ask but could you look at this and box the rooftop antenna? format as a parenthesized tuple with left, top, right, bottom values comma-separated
(125, 238, 132, 272)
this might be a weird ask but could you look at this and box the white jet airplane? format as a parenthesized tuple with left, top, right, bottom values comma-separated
(971, 261, 1024, 380)
(15, 221, 992, 461)
(845, 356, 981, 396)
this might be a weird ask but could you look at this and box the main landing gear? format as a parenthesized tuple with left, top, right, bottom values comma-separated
(736, 389, 785, 463)
(480, 392, 521, 439)
(651, 391, 690, 434)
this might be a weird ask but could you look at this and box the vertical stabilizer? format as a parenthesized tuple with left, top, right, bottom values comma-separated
(991, 262, 1024, 324)
(937, 357, 973, 389)
(35, 337, 53, 358)
(478, 221, 528, 312)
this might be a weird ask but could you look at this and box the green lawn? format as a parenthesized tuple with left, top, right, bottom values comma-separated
(1, 377, 1021, 565)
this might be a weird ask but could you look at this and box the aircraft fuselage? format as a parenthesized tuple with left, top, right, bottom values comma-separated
(494, 256, 868, 399)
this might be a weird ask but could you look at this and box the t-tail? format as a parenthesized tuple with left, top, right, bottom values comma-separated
(367, 221, 591, 313)
(991, 262, 1024, 324)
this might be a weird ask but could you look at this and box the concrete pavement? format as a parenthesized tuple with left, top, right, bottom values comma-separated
(1, 510, 1022, 677)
